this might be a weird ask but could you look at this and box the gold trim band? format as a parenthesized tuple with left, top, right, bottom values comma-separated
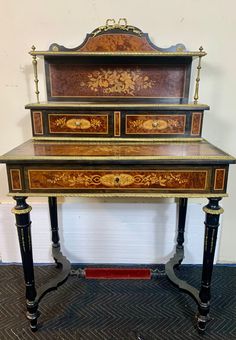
(203, 207, 224, 215)
(1, 155, 234, 161)
(7, 192, 228, 198)
(11, 206, 32, 215)
(32, 137, 203, 142)
(29, 51, 207, 57)
(26, 102, 209, 109)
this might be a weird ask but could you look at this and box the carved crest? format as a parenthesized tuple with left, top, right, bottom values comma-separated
(49, 18, 187, 53)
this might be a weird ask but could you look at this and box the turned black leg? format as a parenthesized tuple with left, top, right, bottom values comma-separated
(12, 196, 39, 331)
(196, 197, 223, 332)
(48, 197, 60, 248)
(177, 198, 188, 249)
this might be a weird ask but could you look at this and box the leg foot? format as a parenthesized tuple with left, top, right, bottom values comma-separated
(195, 311, 211, 333)
(27, 301, 40, 331)
(197, 197, 223, 332)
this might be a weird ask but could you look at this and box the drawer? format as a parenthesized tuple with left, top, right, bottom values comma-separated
(7, 164, 228, 194)
(25, 167, 212, 193)
(125, 114, 186, 135)
(31, 110, 113, 137)
(123, 111, 203, 138)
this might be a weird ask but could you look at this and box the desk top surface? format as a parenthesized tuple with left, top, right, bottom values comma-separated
(1, 139, 235, 164)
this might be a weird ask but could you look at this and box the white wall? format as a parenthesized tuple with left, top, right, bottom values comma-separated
(0, 0, 235, 263)
(0, 199, 212, 264)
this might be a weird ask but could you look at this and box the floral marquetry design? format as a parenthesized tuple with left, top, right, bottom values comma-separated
(55, 118, 101, 130)
(78, 34, 157, 52)
(126, 115, 186, 134)
(48, 114, 109, 134)
(28, 169, 208, 191)
(49, 63, 186, 99)
(80, 68, 156, 96)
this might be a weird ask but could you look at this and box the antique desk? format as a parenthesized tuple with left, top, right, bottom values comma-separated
(0, 19, 235, 333)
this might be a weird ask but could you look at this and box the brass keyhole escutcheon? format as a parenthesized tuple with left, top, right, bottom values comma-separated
(75, 121, 81, 126)
(114, 176, 120, 186)
(152, 121, 158, 128)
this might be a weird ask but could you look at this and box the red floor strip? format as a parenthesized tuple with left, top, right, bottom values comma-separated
(85, 268, 151, 279)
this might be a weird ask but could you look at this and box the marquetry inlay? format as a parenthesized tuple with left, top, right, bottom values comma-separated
(32, 111, 43, 135)
(48, 63, 187, 99)
(214, 169, 226, 190)
(126, 114, 186, 134)
(114, 111, 121, 136)
(191, 112, 202, 136)
(28, 169, 208, 191)
(48, 114, 109, 134)
(10, 169, 22, 191)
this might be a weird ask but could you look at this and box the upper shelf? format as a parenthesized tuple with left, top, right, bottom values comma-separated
(25, 101, 210, 111)
(29, 19, 206, 58)
(30, 51, 206, 58)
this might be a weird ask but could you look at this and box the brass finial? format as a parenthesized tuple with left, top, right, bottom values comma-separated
(31, 45, 40, 103)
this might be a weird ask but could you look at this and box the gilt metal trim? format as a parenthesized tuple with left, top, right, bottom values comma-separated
(91, 18, 143, 37)
(11, 206, 32, 215)
(32, 137, 203, 142)
(29, 51, 207, 57)
(203, 206, 224, 215)
(7, 192, 228, 198)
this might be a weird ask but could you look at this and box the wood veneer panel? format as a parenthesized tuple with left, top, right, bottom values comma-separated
(48, 113, 109, 134)
(78, 34, 157, 52)
(47, 61, 188, 101)
(27, 169, 209, 191)
(125, 114, 186, 134)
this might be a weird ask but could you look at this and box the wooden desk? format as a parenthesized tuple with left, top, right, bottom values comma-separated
(0, 19, 235, 333)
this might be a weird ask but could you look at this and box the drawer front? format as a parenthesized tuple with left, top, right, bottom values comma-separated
(125, 114, 186, 135)
(48, 113, 109, 134)
(27, 168, 210, 192)
(123, 111, 203, 138)
(31, 111, 113, 137)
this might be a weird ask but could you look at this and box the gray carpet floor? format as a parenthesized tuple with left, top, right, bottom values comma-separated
(0, 265, 236, 339)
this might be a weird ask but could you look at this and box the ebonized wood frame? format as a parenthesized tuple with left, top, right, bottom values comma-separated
(11, 195, 223, 333)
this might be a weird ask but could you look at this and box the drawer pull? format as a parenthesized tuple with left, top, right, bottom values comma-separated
(66, 119, 91, 130)
(145, 119, 167, 130)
